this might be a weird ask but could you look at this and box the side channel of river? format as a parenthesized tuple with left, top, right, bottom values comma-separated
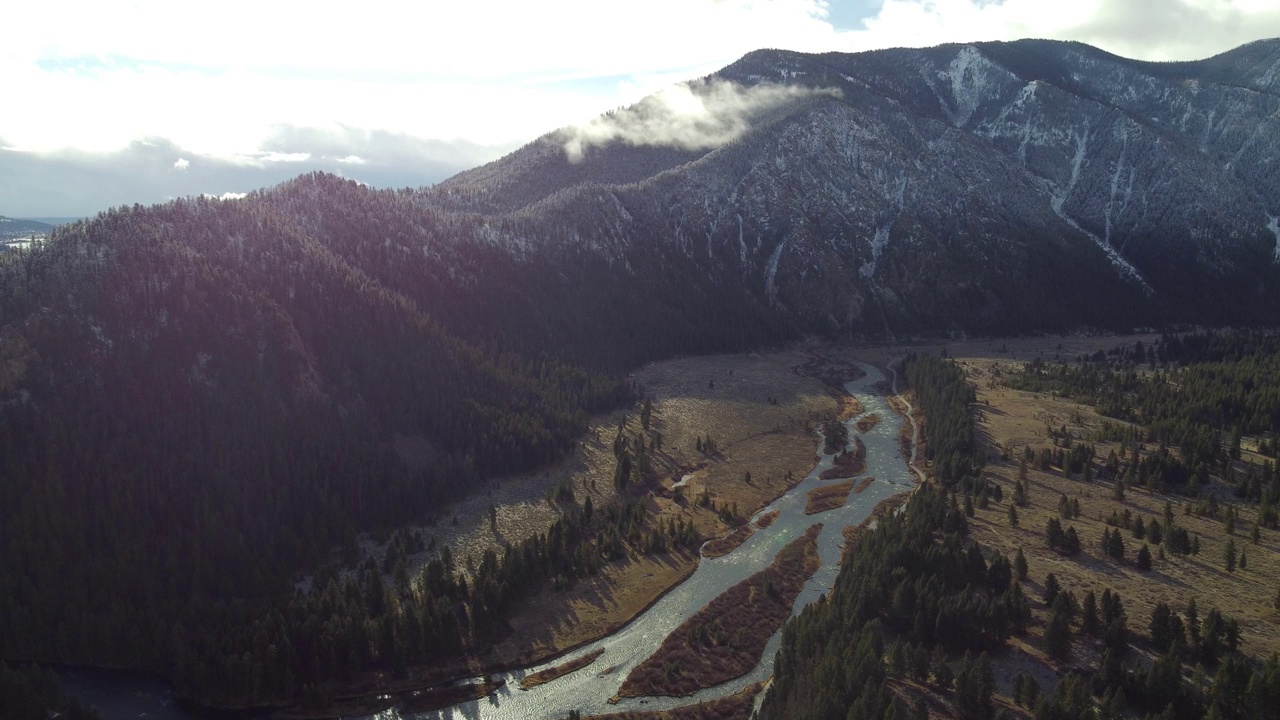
(398, 360, 918, 720)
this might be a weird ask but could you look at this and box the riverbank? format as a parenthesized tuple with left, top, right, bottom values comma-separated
(702, 525, 755, 558)
(520, 649, 606, 689)
(804, 480, 856, 514)
(617, 524, 824, 699)
(587, 682, 766, 719)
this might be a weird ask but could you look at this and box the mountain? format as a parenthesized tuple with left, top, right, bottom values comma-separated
(2, 38, 1280, 709)
(433, 38, 1280, 334)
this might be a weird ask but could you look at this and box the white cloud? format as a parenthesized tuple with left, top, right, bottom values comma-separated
(4, 0, 838, 80)
(563, 80, 841, 161)
(4, 1, 1277, 162)
(0, 0, 843, 158)
(173, 157, 189, 170)
(258, 152, 310, 164)
(848, 0, 1280, 62)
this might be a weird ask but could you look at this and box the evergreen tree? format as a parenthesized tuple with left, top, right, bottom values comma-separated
(1043, 573, 1061, 606)
(1081, 590, 1099, 635)
(1187, 599, 1202, 649)
(1045, 607, 1072, 661)
(1137, 543, 1152, 571)
(1151, 602, 1175, 653)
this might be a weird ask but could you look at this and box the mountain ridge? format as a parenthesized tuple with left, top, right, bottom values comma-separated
(426, 37, 1280, 334)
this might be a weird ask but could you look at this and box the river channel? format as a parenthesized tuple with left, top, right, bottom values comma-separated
(400, 359, 918, 720)
(61, 359, 919, 720)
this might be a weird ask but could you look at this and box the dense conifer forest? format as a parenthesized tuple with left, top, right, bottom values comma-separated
(0, 175, 790, 707)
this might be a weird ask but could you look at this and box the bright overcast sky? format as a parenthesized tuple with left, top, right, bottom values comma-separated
(3, 0, 1280, 216)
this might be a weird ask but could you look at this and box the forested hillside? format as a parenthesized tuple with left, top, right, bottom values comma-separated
(0, 162, 804, 707)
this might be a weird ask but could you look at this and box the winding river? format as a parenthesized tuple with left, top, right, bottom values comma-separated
(402, 359, 919, 720)
(60, 359, 919, 720)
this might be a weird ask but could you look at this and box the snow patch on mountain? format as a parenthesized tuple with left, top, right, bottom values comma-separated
(859, 177, 908, 280)
(1257, 57, 1280, 90)
(1269, 215, 1280, 262)
(1046, 124, 1150, 290)
(765, 237, 790, 304)
(943, 46, 997, 128)
(1105, 124, 1135, 247)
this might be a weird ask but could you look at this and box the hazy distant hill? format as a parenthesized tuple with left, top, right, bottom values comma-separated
(0, 215, 52, 241)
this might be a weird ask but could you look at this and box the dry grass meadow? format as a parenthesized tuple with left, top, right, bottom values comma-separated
(880, 335, 1280, 716)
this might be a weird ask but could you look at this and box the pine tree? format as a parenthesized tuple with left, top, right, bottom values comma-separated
(1043, 573, 1061, 606)
(1045, 608, 1071, 661)
(1007, 503, 1018, 527)
(1137, 543, 1152, 571)
(1014, 547, 1028, 581)
(1150, 602, 1174, 653)
(1063, 526, 1081, 555)
(1225, 538, 1237, 572)
(1109, 529, 1125, 560)
(1187, 599, 1201, 648)
(1081, 590, 1099, 635)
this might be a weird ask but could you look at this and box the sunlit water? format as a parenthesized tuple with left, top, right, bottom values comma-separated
(60, 360, 918, 720)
